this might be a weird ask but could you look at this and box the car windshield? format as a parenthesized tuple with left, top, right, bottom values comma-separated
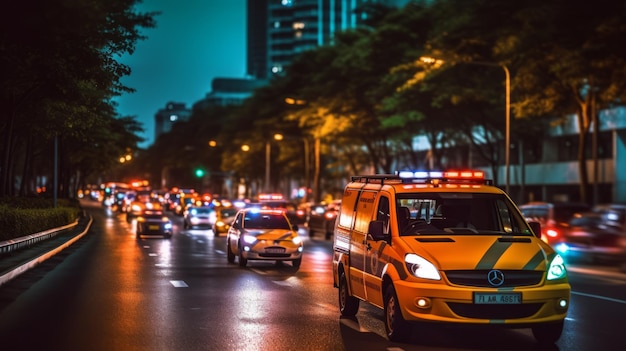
(220, 208, 238, 217)
(244, 213, 291, 230)
(396, 193, 533, 236)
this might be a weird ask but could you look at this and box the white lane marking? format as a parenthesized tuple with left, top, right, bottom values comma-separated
(272, 276, 300, 287)
(571, 291, 626, 304)
(155, 263, 171, 267)
(273, 280, 292, 287)
(215, 250, 225, 255)
(148, 253, 158, 256)
(143, 245, 150, 248)
(170, 280, 189, 288)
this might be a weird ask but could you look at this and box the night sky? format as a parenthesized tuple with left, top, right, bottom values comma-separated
(114, 0, 246, 148)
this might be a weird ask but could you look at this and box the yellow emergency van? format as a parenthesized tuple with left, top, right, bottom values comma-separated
(332, 170, 570, 344)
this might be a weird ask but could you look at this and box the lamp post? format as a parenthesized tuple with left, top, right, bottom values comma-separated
(420, 56, 511, 193)
(265, 133, 283, 193)
(284, 97, 316, 202)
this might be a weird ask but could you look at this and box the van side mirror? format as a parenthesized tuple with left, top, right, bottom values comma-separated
(368, 220, 388, 241)
(529, 221, 541, 238)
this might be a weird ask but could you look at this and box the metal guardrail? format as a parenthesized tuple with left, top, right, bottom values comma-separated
(0, 215, 93, 287)
(0, 221, 79, 255)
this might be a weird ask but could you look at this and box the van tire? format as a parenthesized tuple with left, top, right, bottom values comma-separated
(532, 321, 563, 345)
(338, 272, 359, 316)
(384, 285, 411, 342)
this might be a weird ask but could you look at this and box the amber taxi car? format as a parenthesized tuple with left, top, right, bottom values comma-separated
(212, 206, 238, 235)
(227, 208, 303, 270)
(135, 202, 173, 239)
(332, 170, 570, 344)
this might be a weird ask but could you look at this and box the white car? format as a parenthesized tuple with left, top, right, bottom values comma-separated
(183, 205, 215, 229)
(226, 208, 303, 269)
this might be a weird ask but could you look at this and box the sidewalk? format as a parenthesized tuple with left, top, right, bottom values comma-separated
(0, 214, 93, 287)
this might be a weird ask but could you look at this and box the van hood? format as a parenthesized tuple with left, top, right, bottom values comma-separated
(400, 235, 552, 271)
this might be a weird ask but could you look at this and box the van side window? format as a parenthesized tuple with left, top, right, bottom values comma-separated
(377, 196, 390, 234)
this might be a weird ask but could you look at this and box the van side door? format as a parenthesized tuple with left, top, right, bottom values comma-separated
(349, 189, 378, 300)
(363, 194, 390, 307)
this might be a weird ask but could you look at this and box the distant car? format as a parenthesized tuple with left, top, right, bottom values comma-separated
(249, 200, 306, 226)
(556, 208, 626, 266)
(226, 208, 303, 269)
(183, 206, 215, 229)
(212, 206, 238, 235)
(255, 193, 307, 226)
(126, 194, 157, 223)
(175, 195, 197, 216)
(306, 200, 340, 239)
(135, 204, 173, 239)
(519, 202, 590, 244)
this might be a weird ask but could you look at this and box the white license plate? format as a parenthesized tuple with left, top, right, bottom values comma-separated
(265, 248, 285, 253)
(474, 293, 521, 304)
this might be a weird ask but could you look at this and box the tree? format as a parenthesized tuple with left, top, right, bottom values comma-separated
(0, 0, 157, 197)
(505, 0, 626, 203)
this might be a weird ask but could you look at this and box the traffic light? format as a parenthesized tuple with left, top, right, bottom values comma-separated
(195, 168, 205, 178)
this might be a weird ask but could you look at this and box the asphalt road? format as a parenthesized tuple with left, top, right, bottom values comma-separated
(0, 199, 624, 351)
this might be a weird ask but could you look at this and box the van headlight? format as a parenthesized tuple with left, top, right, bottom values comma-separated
(405, 254, 441, 280)
(547, 254, 567, 280)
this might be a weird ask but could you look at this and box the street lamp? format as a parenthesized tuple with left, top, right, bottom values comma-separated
(420, 56, 511, 194)
(284, 97, 319, 203)
(265, 133, 283, 193)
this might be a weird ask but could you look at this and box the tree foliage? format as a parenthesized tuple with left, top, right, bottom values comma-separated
(0, 0, 157, 197)
(6, 0, 624, 205)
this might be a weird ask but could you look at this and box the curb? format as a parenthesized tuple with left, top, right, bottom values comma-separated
(0, 215, 93, 287)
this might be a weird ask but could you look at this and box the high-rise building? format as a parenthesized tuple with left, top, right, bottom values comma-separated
(193, 77, 269, 111)
(247, 0, 410, 79)
(247, 0, 269, 79)
(154, 102, 192, 142)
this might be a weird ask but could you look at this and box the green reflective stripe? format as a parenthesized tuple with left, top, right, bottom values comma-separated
(475, 241, 512, 269)
(277, 233, 293, 241)
(523, 249, 546, 270)
(391, 257, 408, 280)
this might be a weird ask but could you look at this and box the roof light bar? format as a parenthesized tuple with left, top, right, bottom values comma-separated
(444, 170, 485, 179)
(397, 171, 444, 179)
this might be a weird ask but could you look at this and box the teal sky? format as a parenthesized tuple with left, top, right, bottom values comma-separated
(115, 0, 246, 148)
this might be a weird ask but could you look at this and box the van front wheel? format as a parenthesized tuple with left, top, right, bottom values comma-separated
(384, 285, 411, 342)
(338, 272, 359, 316)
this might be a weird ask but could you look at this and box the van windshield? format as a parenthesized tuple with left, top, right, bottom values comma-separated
(396, 193, 533, 236)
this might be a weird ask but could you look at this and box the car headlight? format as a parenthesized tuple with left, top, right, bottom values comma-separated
(405, 254, 441, 280)
(292, 235, 302, 245)
(243, 234, 256, 244)
(547, 254, 567, 280)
